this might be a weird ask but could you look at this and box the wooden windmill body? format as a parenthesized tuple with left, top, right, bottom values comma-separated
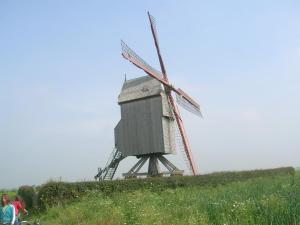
(95, 13, 202, 180)
(115, 76, 181, 177)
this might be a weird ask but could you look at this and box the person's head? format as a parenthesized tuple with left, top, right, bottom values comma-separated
(1, 194, 10, 206)
(15, 195, 25, 207)
(15, 195, 21, 202)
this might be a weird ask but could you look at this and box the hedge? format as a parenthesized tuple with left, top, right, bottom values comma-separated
(37, 167, 295, 209)
(18, 185, 38, 210)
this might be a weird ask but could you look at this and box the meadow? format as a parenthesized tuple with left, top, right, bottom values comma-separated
(0, 189, 17, 200)
(28, 170, 299, 225)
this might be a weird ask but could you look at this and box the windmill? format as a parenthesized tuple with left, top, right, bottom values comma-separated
(95, 12, 202, 181)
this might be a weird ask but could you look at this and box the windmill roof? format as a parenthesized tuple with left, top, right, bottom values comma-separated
(118, 75, 163, 103)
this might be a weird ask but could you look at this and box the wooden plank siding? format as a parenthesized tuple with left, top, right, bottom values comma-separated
(115, 76, 176, 156)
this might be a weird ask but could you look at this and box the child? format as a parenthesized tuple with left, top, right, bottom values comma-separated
(0, 194, 16, 225)
(12, 196, 28, 225)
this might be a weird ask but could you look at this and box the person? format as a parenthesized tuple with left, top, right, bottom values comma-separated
(12, 196, 28, 225)
(0, 194, 16, 225)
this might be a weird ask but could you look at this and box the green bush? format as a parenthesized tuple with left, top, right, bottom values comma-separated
(37, 167, 295, 210)
(18, 185, 37, 210)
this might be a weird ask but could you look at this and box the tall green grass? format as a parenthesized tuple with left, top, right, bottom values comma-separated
(31, 172, 300, 225)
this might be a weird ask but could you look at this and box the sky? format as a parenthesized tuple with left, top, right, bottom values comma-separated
(0, 1, 299, 189)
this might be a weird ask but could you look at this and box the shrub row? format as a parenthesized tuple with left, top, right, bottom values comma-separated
(37, 166, 295, 209)
(18, 186, 38, 210)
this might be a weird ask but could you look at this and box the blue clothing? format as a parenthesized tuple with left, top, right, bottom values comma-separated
(0, 204, 16, 225)
(14, 218, 20, 225)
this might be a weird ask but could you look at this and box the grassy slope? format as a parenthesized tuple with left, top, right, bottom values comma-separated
(31, 172, 300, 225)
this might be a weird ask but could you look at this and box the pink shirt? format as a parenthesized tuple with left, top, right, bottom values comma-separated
(12, 201, 22, 216)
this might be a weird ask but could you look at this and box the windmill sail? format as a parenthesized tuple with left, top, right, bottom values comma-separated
(148, 12, 168, 79)
(174, 118, 193, 174)
(121, 41, 164, 79)
(176, 92, 203, 117)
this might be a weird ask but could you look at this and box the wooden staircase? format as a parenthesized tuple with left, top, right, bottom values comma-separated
(95, 148, 125, 181)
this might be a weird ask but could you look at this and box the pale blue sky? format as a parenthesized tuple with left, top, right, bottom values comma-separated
(0, 1, 299, 188)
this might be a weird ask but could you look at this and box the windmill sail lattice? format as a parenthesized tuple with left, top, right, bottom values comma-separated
(176, 92, 203, 117)
(174, 118, 193, 174)
(121, 41, 164, 79)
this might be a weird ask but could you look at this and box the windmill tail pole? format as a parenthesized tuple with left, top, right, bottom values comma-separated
(168, 94, 199, 175)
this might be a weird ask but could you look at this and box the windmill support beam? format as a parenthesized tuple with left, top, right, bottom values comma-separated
(148, 154, 160, 176)
(123, 154, 183, 178)
(158, 155, 178, 172)
(126, 156, 148, 176)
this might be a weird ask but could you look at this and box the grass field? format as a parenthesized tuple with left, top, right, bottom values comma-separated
(0, 190, 17, 200)
(29, 172, 299, 225)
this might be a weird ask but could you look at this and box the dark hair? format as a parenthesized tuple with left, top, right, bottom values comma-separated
(15, 195, 25, 207)
(1, 194, 10, 206)
(15, 195, 21, 201)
